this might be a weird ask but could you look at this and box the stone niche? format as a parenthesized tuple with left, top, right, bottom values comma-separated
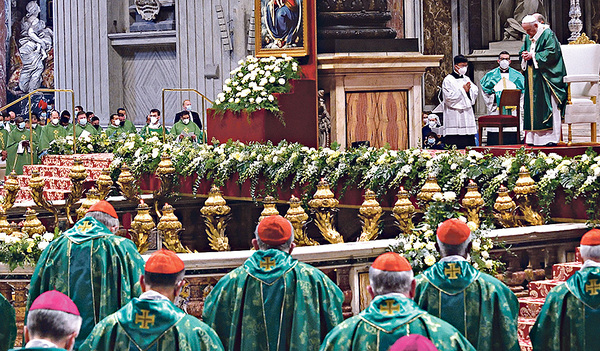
(129, 0, 175, 32)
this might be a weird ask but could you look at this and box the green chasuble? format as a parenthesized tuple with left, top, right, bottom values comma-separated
(414, 261, 520, 351)
(9, 347, 66, 351)
(0, 127, 8, 151)
(530, 266, 600, 351)
(519, 28, 567, 131)
(170, 121, 203, 143)
(105, 124, 125, 139)
(122, 119, 137, 135)
(480, 67, 525, 115)
(320, 294, 474, 351)
(202, 249, 344, 351)
(39, 123, 67, 150)
(6, 127, 37, 175)
(27, 216, 145, 349)
(139, 125, 165, 139)
(0, 293, 16, 351)
(72, 123, 99, 138)
(79, 297, 224, 351)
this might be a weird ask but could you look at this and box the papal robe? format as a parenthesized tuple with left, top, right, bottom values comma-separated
(414, 260, 520, 351)
(480, 66, 525, 115)
(80, 293, 224, 351)
(202, 249, 344, 351)
(520, 27, 567, 143)
(38, 123, 67, 151)
(0, 293, 16, 351)
(530, 265, 600, 351)
(442, 72, 479, 136)
(27, 216, 145, 349)
(170, 120, 203, 143)
(139, 125, 165, 139)
(320, 294, 475, 351)
(6, 127, 37, 175)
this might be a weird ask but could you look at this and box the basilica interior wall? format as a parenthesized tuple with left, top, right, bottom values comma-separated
(422, 0, 452, 108)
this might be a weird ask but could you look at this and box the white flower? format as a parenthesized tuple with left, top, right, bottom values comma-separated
(426, 160, 434, 168)
(426, 242, 436, 250)
(466, 221, 477, 231)
(256, 97, 263, 103)
(0, 233, 6, 242)
(268, 95, 275, 102)
(485, 260, 493, 269)
(151, 148, 159, 159)
(425, 255, 436, 266)
(468, 150, 483, 159)
(403, 243, 412, 251)
(414, 242, 424, 250)
(278, 78, 286, 85)
(450, 163, 458, 170)
(432, 192, 443, 201)
(472, 239, 481, 251)
(481, 251, 490, 259)
(423, 230, 434, 238)
(458, 216, 467, 223)
(38, 241, 49, 250)
(224, 86, 232, 93)
(269, 76, 276, 83)
(225, 78, 231, 84)
(443, 191, 456, 202)
(4, 236, 19, 245)
(473, 262, 479, 269)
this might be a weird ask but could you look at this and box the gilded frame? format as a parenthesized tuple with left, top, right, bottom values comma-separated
(254, 0, 309, 57)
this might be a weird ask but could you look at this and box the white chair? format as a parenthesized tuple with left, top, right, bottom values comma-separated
(560, 41, 600, 143)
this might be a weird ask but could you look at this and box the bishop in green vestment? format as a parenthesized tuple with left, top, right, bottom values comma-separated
(530, 229, 600, 351)
(39, 111, 67, 151)
(520, 15, 567, 145)
(6, 117, 36, 175)
(80, 249, 224, 351)
(140, 109, 166, 139)
(170, 112, 203, 143)
(203, 215, 344, 351)
(320, 252, 474, 351)
(27, 201, 145, 349)
(480, 51, 525, 115)
(414, 219, 520, 351)
(0, 293, 16, 351)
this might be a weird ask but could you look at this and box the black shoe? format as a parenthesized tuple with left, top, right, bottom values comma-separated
(545, 142, 557, 147)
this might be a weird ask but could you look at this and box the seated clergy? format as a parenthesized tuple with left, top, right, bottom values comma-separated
(320, 252, 474, 351)
(170, 110, 203, 143)
(27, 201, 145, 349)
(139, 109, 165, 139)
(530, 229, 600, 350)
(480, 51, 525, 115)
(203, 215, 344, 350)
(73, 110, 99, 137)
(80, 250, 224, 351)
(413, 219, 520, 351)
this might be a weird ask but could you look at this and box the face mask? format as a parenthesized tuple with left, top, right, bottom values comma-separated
(457, 66, 468, 76)
(185, 105, 192, 111)
(32, 123, 37, 129)
(51, 118, 59, 125)
(499, 60, 510, 70)
(150, 117, 158, 125)
(79, 118, 87, 126)
(93, 124, 100, 130)
(41, 112, 47, 118)
(428, 121, 437, 128)
(182, 118, 190, 125)
(18, 122, 25, 129)
(114, 119, 121, 126)
(427, 138, 436, 145)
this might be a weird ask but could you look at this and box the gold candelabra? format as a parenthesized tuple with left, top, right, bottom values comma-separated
(157, 203, 192, 253)
(358, 189, 383, 242)
(417, 174, 442, 206)
(2, 170, 20, 211)
(259, 196, 280, 221)
(96, 168, 114, 200)
(0, 205, 12, 234)
(285, 195, 318, 246)
(461, 180, 484, 228)
(494, 185, 518, 228)
(513, 166, 544, 226)
(76, 188, 101, 221)
(28, 170, 59, 226)
(129, 200, 154, 254)
(308, 179, 343, 244)
(22, 208, 46, 237)
(200, 185, 231, 251)
(65, 159, 89, 225)
(392, 187, 416, 235)
(153, 153, 177, 218)
(117, 164, 141, 203)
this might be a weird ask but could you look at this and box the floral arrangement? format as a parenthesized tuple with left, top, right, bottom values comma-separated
(212, 55, 302, 119)
(0, 231, 58, 270)
(48, 132, 112, 155)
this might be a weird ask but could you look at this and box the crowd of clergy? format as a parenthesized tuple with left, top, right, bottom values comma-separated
(0, 99, 204, 176)
(1, 197, 599, 351)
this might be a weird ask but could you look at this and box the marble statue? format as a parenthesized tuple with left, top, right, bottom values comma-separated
(18, 1, 52, 93)
(498, 0, 546, 40)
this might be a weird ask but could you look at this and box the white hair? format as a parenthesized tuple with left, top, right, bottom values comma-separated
(85, 211, 119, 232)
(522, 15, 539, 25)
(369, 267, 414, 296)
(580, 245, 600, 261)
(254, 219, 295, 252)
(436, 236, 472, 257)
(27, 309, 82, 340)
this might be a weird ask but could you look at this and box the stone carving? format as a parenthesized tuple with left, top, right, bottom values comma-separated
(318, 90, 331, 148)
(498, 0, 546, 40)
(18, 1, 53, 93)
(135, 0, 174, 22)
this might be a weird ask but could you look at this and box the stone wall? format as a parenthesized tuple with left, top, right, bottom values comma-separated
(592, 1, 600, 43)
(422, 0, 452, 107)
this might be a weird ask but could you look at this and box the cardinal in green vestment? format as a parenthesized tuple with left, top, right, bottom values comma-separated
(414, 219, 520, 351)
(519, 15, 567, 145)
(27, 201, 145, 350)
(480, 51, 525, 115)
(321, 252, 474, 351)
(39, 111, 67, 151)
(530, 229, 600, 351)
(0, 292, 16, 351)
(203, 215, 344, 351)
(80, 249, 224, 351)
(6, 116, 37, 175)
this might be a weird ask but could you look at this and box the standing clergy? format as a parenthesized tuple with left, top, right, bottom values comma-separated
(80, 250, 224, 351)
(0, 291, 16, 351)
(170, 110, 203, 143)
(480, 51, 525, 115)
(413, 219, 520, 351)
(520, 15, 567, 146)
(442, 55, 479, 149)
(320, 252, 474, 351)
(27, 201, 145, 349)
(6, 116, 36, 175)
(39, 110, 67, 152)
(529, 229, 600, 350)
(72, 111, 99, 138)
(116, 108, 138, 135)
(203, 215, 344, 351)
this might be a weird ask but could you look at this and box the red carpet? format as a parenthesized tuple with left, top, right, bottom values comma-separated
(471, 144, 600, 158)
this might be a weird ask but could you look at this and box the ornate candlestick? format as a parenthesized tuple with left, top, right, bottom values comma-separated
(417, 174, 442, 207)
(28, 170, 59, 226)
(117, 164, 141, 203)
(285, 195, 318, 246)
(200, 185, 231, 251)
(157, 203, 192, 253)
(129, 200, 155, 254)
(259, 196, 280, 222)
(0, 206, 12, 234)
(568, 0, 583, 42)
(96, 168, 114, 200)
(76, 188, 101, 221)
(461, 180, 484, 228)
(65, 159, 89, 225)
(308, 179, 343, 244)
(494, 185, 518, 228)
(513, 166, 544, 226)
(358, 189, 383, 242)
(154, 153, 176, 217)
(22, 208, 46, 237)
(392, 186, 416, 235)
(2, 170, 20, 211)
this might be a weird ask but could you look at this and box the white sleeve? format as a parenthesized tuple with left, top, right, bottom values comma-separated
(469, 81, 479, 105)
(442, 77, 469, 110)
(483, 92, 497, 113)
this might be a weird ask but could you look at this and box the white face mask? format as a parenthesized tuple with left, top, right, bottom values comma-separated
(182, 118, 190, 125)
(499, 60, 510, 70)
(52, 118, 59, 125)
(114, 119, 121, 126)
(185, 105, 192, 111)
(457, 66, 468, 76)
(427, 138, 436, 145)
(428, 120, 437, 128)
(79, 118, 87, 126)
(18, 122, 26, 129)
(150, 117, 159, 125)
(32, 123, 37, 129)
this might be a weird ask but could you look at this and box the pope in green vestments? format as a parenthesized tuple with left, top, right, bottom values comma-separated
(27, 202, 145, 349)
(203, 215, 344, 351)
(0, 293, 16, 351)
(6, 121, 37, 175)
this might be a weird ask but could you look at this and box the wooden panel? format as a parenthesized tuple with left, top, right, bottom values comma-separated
(346, 90, 408, 150)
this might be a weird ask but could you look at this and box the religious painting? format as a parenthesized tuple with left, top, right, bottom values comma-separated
(255, 0, 309, 57)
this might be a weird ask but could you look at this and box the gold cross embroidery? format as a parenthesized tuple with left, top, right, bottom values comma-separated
(585, 279, 600, 296)
(183, 127, 189, 134)
(260, 257, 276, 271)
(135, 309, 155, 329)
(21, 135, 26, 140)
(76, 221, 94, 233)
(379, 299, 400, 315)
(444, 263, 461, 280)
(53, 129, 59, 138)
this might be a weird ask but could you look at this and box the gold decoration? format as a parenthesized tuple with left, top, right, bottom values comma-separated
(157, 203, 193, 253)
(417, 174, 442, 205)
(285, 195, 318, 246)
(308, 179, 343, 244)
(2, 170, 20, 212)
(513, 166, 544, 226)
(65, 159, 89, 225)
(129, 200, 154, 254)
(22, 208, 46, 237)
(259, 196, 280, 222)
(392, 187, 416, 235)
(117, 164, 141, 203)
(96, 168, 114, 200)
(76, 188, 101, 221)
(0, 206, 12, 234)
(358, 190, 383, 242)
(200, 185, 231, 251)
(153, 153, 177, 218)
(569, 33, 596, 45)
(461, 180, 484, 228)
(28, 170, 59, 226)
(494, 185, 518, 228)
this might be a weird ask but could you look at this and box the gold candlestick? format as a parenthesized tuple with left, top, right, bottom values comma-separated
(461, 180, 484, 228)
(358, 190, 383, 242)
(417, 174, 442, 206)
(76, 188, 101, 221)
(117, 164, 141, 203)
(2, 170, 20, 212)
(129, 200, 154, 254)
(285, 195, 318, 246)
(200, 185, 231, 251)
(157, 203, 192, 253)
(154, 153, 177, 218)
(392, 187, 416, 235)
(96, 168, 114, 200)
(259, 196, 280, 222)
(513, 166, 544, 226)
(65, 159, 88, 225)
(308, 179, 343, 244)
(0, 205, 12, 234)
(28, 170, 59, 227)
(22, 208, 46, 237)
(494, 185, 518, 228)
